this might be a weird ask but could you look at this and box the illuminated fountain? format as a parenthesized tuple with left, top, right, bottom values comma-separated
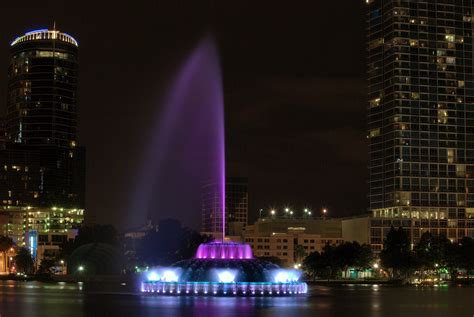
(139, 36, 307, 296)
(141, 241, 307, 296)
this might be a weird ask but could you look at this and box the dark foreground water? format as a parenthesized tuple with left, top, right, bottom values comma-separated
(0, 281, 473, 317)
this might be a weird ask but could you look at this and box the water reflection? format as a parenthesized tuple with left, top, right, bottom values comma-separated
(0, 281, 473, 317)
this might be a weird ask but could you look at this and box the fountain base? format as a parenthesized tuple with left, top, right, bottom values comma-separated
(141, 281, 307, 296)
(140, 242, 308, 296)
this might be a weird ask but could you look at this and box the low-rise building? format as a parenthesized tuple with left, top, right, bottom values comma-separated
(0, 206, 83, 266)
(243, 218, 344, 267)
(341, 213, 474, 252)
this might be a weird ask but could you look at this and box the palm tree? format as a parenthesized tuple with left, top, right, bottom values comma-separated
(0, 236, 14, 273)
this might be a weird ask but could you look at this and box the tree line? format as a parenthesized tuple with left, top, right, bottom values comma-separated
(302, 226, 474, 281)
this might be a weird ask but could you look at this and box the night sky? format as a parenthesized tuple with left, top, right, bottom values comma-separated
(0, 1, 367, 230)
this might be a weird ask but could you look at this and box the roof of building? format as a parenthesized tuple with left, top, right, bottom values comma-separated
(11, 29, 78, 47)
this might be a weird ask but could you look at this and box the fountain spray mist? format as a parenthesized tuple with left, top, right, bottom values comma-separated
(130, 35, 225, 237)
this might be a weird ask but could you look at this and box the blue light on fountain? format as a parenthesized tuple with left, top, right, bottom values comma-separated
(141, 242, 308, 296)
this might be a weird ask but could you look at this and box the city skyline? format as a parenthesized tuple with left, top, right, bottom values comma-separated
(0, 2, 367, 229)
(1, 2, 474, 316)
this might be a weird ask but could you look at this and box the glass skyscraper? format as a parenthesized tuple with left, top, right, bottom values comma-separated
(0, 29, 85, 250)
(7, 29, 79, 148)
(367, 0, 474, 249)
(202, 177, 248, 237)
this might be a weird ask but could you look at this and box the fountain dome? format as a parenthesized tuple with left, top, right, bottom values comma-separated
(141, 241, 307, 296)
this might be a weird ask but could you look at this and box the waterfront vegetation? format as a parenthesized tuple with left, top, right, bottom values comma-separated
(303, 226, 474, 283)
(3, 221, 474, 285)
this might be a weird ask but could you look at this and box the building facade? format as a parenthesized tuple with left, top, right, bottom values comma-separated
(0, 29, 85, 265)
(244, 218, 344, 267)
(201, 177, 248, 237)
(367, 1, 474, 250)
(7, 29, 79, 147)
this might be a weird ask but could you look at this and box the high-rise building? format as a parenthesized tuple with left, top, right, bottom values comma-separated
(201, 177, 248, 237)
(367, 1, 474, 250)
(0, 29, 84, 264)
(7, 29, 79, 147)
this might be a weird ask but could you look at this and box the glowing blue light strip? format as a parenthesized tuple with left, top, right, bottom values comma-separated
(140, 280, 308, 296)
(25, 29, 49, 35)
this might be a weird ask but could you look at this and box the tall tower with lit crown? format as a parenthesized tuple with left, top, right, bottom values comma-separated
(7, 29, 79, 148)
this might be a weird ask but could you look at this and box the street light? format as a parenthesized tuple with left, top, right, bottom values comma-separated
(271, 210, 276, 216)
(78, 265, 84, 272)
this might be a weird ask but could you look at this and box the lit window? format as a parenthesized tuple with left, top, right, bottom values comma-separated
(369, 128, 380, 138)
(445, 35, 455, 42)
(369, 97, 381, 107)
(447, 149, 455, 164)
(446, 57, 456, 65)
(437, 109, 448, 124)
(369, 38, 384, 50)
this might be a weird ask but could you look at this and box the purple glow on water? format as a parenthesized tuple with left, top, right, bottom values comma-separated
(129, 35, 226, 230)
(195, 242, 253, 259)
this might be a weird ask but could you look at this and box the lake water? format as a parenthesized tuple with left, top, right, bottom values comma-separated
(0, 281, 473, 317)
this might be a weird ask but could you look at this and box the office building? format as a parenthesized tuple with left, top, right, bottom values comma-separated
(7, 29, 79, 147)
(0, 29, 85, 264)
(201, 177, 248, 237)
(367, 1, 474, 249)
